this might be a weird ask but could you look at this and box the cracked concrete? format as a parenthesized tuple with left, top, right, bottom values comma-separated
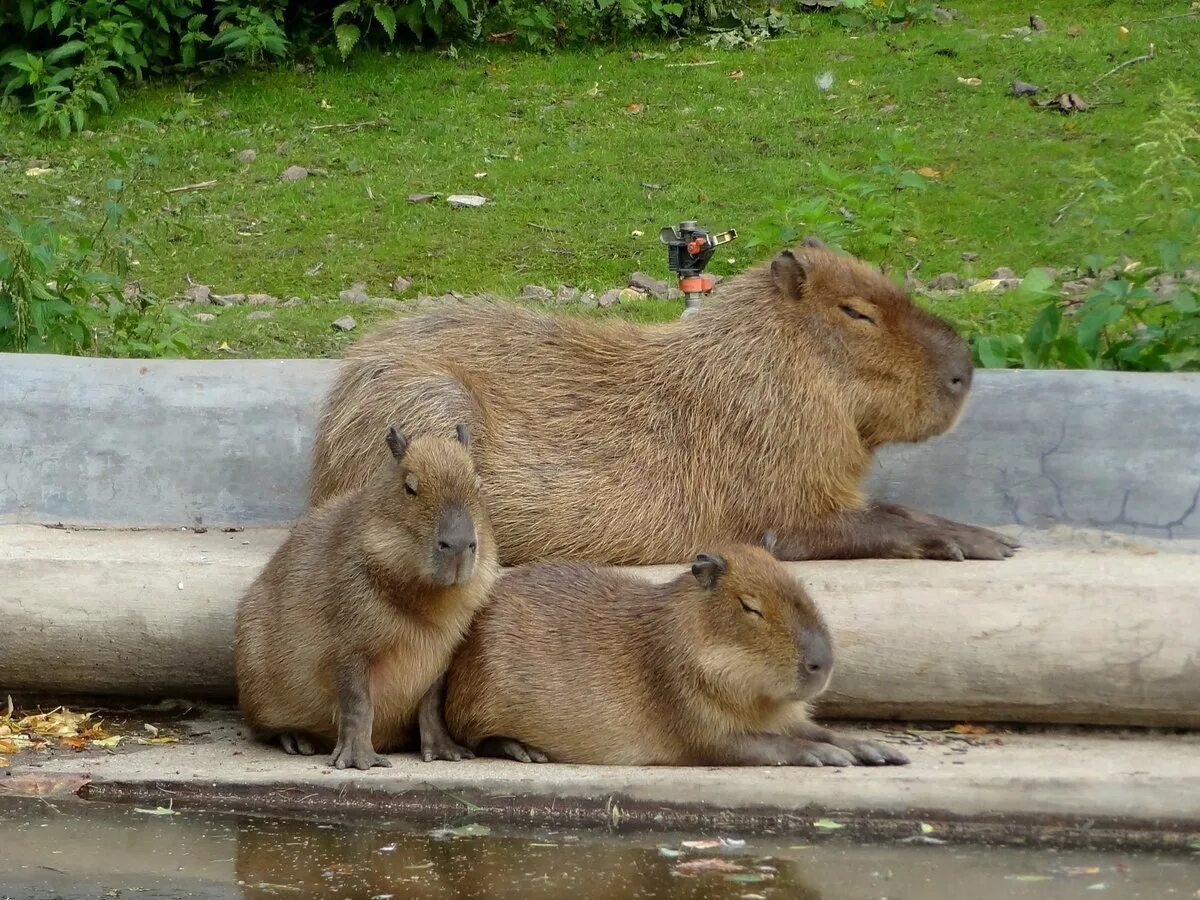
(2, 356, 1199, 538)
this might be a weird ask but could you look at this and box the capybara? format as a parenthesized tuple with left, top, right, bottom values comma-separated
(442, 541, 908, 767)
(234, 424, 497, 769)
(309, 238, 1017, 565)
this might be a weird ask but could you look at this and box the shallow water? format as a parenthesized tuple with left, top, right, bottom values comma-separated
(1, 797, 1197, 900)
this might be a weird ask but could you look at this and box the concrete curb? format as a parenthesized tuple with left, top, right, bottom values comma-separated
(3, 355, 1199, 538)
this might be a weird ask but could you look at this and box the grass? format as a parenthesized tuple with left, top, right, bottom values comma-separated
(1, 1, 1197, 358)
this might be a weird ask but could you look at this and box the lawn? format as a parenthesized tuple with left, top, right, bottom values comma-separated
(1, 0, 1197, 358)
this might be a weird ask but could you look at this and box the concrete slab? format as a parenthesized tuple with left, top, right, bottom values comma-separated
(3, 524, 1198, 727)
(3, 709, 1198, 848)
(3, 355, 1200, 538)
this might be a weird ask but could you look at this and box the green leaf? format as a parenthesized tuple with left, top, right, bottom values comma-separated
(975, 335, 1012, 369)
(1053, 335, 1094, 369)
(812, 818, 845, 830)
(1074, 303, 1125, 354)
(373, 3, 398, 38)
(105, 178, 124, 192)
(45, 40, 86, 64)
(449, 0, 470, 19)
(335, 23, 361, 59)
(1024, 303, 1061, 359)
(898, 171, 927, 191)
(1163, 349, 1200, 371)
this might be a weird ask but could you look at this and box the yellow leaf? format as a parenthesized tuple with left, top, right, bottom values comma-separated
(0, 739, 18, 754)
(813, 818, 845, 830)
(136, 736, 179, 745)
(950, 723, 989, 735)
(920, 822, 935, 834)
(969, 279, 1004, 293)
(0, 757, 8, 767)
(729, 70, 744, 80)
(957, 77, 982, 87)
(917, 167, 942, 179)
(91, 735, 123, 748)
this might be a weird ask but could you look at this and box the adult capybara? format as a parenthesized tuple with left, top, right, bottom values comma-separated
(443, 540, 908, 767)
(309, 239, 1017, 564)
(234, 424, 497, 769)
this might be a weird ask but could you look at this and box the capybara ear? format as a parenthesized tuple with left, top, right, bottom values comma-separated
(770, 249, 810, 300)
(455, 423, 471, 448)
(761, 531, 779, 556)
(691, 553, 728, 589)
(385, 426, 409, 461)
(801, 236, 827, 250)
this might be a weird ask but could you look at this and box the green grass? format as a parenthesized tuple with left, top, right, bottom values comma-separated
(2, 1, 1197, 358)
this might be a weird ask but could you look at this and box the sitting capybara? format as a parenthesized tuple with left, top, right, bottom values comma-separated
(234, 424, 497, 769)
(443, 540, 907, 767)
(309, 239, 1016, 565)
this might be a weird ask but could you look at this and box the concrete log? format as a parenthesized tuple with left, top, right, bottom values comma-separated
(2, 525, 1197, 727)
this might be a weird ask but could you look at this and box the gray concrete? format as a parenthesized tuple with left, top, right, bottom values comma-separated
(5, 709, 1199, 844)
(4, 524, 1198, 727)
(3, 354, 1199, 537)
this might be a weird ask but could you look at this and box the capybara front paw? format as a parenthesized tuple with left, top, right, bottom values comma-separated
(330, 740, 391, 770)
(422, 737, 476, 762)
(839, 738, 910, 766)
(279, 732, 317, 756)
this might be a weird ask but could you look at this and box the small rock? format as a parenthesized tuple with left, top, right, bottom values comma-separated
(374, 298, 404, 311)
(447, 194, 489, 208)
(1029, 13, 1047, 31)
(1061, 280, 1091, 295)
(274, 141, 290, 155)
(183, 283, 212, 304)
(629, 272, 672, 299)
(331, 315, 357, 332)
(123, 282, 141, 302)
(246, 310, 275, 320)
(998, 278, 1023, 291)
(1150, 275, 1177, 297)
(555, 285, 581, 304)
(338, 282, 370, 304)
(520, 284, 554, 302)
(597, 289, 622, 308)
(667, 287, 684, 300)
(1012, 80, 1040, 96)
(579, 291, 598, 308)
(391, 276, 413, 294)
(81, 130, 95, 138)
(928, 272, 962, 291)
(990, 266, 1018, 280)
(236, 149, 257, 164)
(903, 275, 925, 294)
(211, 293, 245, 307)
(618, 288, 644, 303)
(246, 293, 279, 306)
(932, 6, 955, 24)
(284, 296, 302, 307)
(279, 165, 309, 182)
(192, 313, 216, 322)
(408, 193, 439, 204)
(1006, 26, 1033, 37)
(961, 251, 980, 262)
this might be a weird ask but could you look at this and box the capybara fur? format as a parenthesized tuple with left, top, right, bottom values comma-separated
(234, 424, 497, 769)
(443, 542, 908, 767)
(309, 239, 1018, 564)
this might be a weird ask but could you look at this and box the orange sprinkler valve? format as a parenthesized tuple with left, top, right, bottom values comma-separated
(660, 221, 737, 318)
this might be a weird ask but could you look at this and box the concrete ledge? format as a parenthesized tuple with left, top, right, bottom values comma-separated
(3, 525, 1197, 727)
(2, 354, 1199, 538)
(4, 709, 1199, 848)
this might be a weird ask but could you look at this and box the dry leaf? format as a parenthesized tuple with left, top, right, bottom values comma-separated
(25, 167, 54, 177)
(134, 805, 179, 816)
(950, 723, 990, 735)
(848, 79, 862, 86)
(0, 773, 90, 798)
(674, 858, 746, 876)
(62, 736, 88, 752)
(969, 279, 1005, 293)
(957, 77, 983, 87)
(917, 167, 943, 179)
(0, 738, 18, 754)
(729, 70, 744, 80)
(91, 735, 123, 748)
(136, 736, 180, 745)
(487, 31, 515, 42)
(1118, 25, 1129, 39)
(681, 839, 723, 850)
(1046, 92, 1089, 113)
(0, 757, 8, 767)
(1067, 25, 1083, 37)
(625, 103, 644, 113)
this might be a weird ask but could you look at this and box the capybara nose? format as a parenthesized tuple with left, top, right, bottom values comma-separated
(436, 505, 477, 561)
(947, 368, 972, 396)
(800, 627, 833, 680)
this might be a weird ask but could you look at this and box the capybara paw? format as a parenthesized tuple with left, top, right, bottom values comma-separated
(795, 741, 857, 767)
(279, 732, 317, 756)
(330, 741, 391, 770)
(421, 738, 476, 763)
(479, 737, 549, 764)
(840, 738, 910, 766)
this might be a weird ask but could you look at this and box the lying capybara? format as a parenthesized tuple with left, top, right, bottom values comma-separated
(234, 424, 497, 769)
(443, 540, 908, 767)
(308, 238, 1017, 565)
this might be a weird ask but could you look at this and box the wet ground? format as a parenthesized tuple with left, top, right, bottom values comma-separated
(2, 797, 1198, 900)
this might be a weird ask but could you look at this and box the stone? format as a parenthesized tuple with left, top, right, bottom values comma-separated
(246, 311, 275, 321)
(447, 195, 488, 208)
(990, 266, 1018, 280)
(246, 293, 279, 306)
(961, 252, 980, 262)
(331, 316, 357, 332)
(667, 288, 684, 300)
(279, 165, 308, 182)
(520, 285, 554, 302)
(629, 272, 672, 299)
(1029, 13, 1048, 31)
(235, 149, 257, 164)
(618, 288, 644, 304)
(192, 313, 216, 323)
(555, 285, 581, 304)
(1012, 81, 1040, 97)
(579, 291, 599, 308)
(210, 293, 245, 307)
(929, 273, 962, 291)
(338, 282, 370, 304)
(183, 283, 212, 304)
(407, 193, 439, 204)
(597, 289, 622, 308)
(390, 276, 413, 294)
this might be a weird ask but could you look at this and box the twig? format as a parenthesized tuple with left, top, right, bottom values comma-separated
(665, 60, 718, 68)
(164, 180, 218, 194)
(1127, 12, 1197, 24)
(1093, 44, 1155, 86)
(308, 119, 384, 132)
(1052, 191, 1086, 226)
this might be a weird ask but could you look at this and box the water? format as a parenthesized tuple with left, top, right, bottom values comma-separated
(2, 797, 1197, 899)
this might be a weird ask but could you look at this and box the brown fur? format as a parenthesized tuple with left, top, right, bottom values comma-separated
(308, 241, 1014, 564)
(234, 430, 498, 758)
(443, 544, 906, 767)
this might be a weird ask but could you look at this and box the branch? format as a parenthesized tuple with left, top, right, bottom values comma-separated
(1093, 44, 1155, 87)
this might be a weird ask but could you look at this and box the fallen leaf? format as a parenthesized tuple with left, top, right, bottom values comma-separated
(625, 103, 644, 113)
(1065, 867, 1103, 877)
(136, 736, 180, 745)
(681, 839, 723, 850)
(1118, 25, 1129, 39)
(1030, 14, 1047, 31)
(950, 723, 989, 735)
(920, 822, 935, 834)
(1013, 80, 1040, 96)
(957, 76, 983, 86)
(1067, 25, 1084, 37)
(430, 823, 491, 839)
(674, 858, 745, 876)
(729, 70, 744, 80)
(487, 31, 515, 42)
(848, 79, 861, 86)
(407, 193, 439, 204)
(1046, 92, 1089, 113)
(917, 167, 943, 179)
(62, 736, 88, 751)
(474, 172, 488, 179)
(813, 818, 845, 830)
(726, 873, 771, 883)
(25, 167, 54, 177)
(134, 805, 179, 816)
(631, 230, 644, 237)
(659, 847, 682, 858)
(0, 773, 90, 798)
(0, 738, 18, 754)
(1007, 875, 1053, 882)
(969, 279, 1005, 293)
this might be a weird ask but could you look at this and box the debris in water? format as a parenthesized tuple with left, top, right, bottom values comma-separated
(812, 818, 845, 830)
(673, 857, 746, 876)
(430, 823, 491, 839)
(134, 804, 179, 816)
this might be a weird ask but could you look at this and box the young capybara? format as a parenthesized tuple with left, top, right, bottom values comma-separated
(234, 424, 498, 770)
(442, 541, 908, 767)
(308, 239, 1016, 565)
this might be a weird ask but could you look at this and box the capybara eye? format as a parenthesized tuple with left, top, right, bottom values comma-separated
(404, 474, 419, 496)
(739, 598, 764, 618)
(840, 304, 875, 325)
